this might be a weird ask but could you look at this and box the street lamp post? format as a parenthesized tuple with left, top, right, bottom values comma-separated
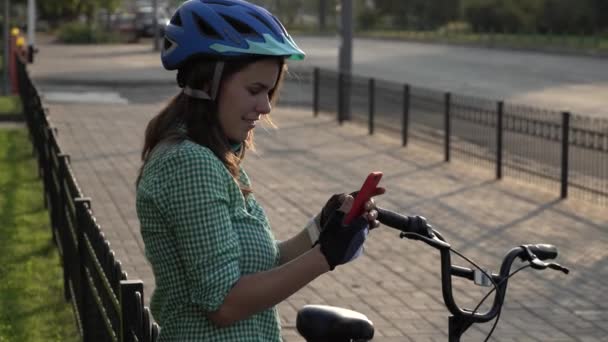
(153, 0, 159, 51)
(338, 0, 353, 121)
(319, 0, 326, 31)
(27, 0, 35, 63)
(3, 0, 9, 95)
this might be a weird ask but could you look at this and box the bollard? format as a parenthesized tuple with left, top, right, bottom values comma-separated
(9, 28, 19, 94)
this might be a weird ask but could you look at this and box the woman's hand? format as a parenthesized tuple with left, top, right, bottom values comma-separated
(318, 187, 385, 230)
(304, 188, 385, 247)
(315, 197, 370, 270)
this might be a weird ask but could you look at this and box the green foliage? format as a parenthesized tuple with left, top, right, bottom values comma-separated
(0, 96, 23, 115)
(57, 21, 124, 44)
(357, 7, 380, 30)
(437, 21, 473, 35)
(39, 0, 80, 25)
(0, 129, 79, 342)
(278, 0, 304, 26)
(39, 0, 122, 28)
(538, 0, 596, 34)
(373, 0, 459, 29)
(462, 0, 604, 34)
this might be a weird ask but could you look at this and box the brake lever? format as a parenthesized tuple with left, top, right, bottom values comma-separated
(400, 232, 451, 250)
(547, 262, 570, 274)
(528, 255, 570, 274)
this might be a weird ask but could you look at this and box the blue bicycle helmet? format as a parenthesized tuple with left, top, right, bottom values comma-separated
(161, 0, 305, 70)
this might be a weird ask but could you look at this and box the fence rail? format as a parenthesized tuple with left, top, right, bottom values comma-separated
(16, 59, 159, 342)
(310, 67, 608, 205)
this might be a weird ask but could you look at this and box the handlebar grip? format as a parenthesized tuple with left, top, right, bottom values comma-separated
(376, 207, 433, 237)
(376, 207, 410, 231)
(527, 244, 558, 260)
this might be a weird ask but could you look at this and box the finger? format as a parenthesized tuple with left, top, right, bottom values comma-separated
(351, 187, 385, 199)
(372, 187, 386, 196)
(364, 188, 385, 211)
(370, 220, 380, 229)
(364, 199, 375, 211)
(366, 209, 378, 222)
(338, 195, 354, 213)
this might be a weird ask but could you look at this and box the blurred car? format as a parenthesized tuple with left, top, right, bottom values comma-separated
(134, 6, 170, 38)
(114, 12, 139, 42)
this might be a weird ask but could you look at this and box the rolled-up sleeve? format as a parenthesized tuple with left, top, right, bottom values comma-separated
(163, 147, 241, 312)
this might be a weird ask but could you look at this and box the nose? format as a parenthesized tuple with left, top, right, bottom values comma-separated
(256, 95, 272, 115)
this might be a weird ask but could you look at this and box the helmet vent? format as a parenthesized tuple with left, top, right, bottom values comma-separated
(271, 16, 288, 36)
(193, 13, 221, 39)
(163, 38, 173, 51)
(170, 12, 182, 26)
(221, 15, 256, 36)
(248, 11, 277, 35)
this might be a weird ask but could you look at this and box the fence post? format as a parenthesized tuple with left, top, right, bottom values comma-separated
(41, 126, 55, 206)
(75, 197, 106, 342)
(120, 280, 144, 342)
(368, 78, 375, 135)
(57, 153, 71, 301)
(313, 67, 319, 117)
(338, 72, 344, 125)
(496, 101, 504, 179)
(444, 92, 451, 162)
(402, 84, 410, 147)
(561, 112, 570, 198)
(74, 197, 91, 341)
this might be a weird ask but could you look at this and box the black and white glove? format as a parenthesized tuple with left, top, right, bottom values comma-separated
(305, 194, 345, 245)
(314, 210, 369, 270)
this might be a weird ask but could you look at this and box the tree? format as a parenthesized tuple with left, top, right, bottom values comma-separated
(38, 0, 122, 28)
(461, 0, 603, 34)
(538, 0, 596, 34)
(373, 0, 459, 30)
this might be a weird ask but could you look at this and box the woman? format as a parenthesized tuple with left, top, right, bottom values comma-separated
(136, 1, 382, 340)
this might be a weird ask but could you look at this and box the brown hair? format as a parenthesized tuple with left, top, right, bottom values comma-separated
(137, 56, 286, 195)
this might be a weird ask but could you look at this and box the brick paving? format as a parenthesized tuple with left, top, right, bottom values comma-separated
(30, 41, 607, 341)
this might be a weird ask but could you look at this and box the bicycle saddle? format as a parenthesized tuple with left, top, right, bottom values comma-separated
(296, 304, 375, 342)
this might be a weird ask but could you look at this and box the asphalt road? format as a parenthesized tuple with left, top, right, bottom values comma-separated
(31, 35, 608, 118)
(291, 36, 608, 118)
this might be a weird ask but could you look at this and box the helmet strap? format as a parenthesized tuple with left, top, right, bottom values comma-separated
(210, 61, 224, 100)
(183, 86, 211, 100)
(182, 61, 225, 101)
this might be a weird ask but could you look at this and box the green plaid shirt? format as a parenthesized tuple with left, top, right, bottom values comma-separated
(136, 139, 282, 341)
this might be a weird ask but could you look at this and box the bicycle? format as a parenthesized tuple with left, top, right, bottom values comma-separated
(296, 207, 570, 342)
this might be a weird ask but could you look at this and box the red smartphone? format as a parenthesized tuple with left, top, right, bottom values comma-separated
(343, 171, 383, 225)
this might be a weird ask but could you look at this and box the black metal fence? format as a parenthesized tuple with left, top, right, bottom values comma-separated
(310, 67, 608, 205)
(16, 59, 159, 341)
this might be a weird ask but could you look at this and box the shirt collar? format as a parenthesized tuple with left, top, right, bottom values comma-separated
(176, 121, 242, 153)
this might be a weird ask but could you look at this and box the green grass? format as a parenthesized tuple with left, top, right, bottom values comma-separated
(358, 30, 608, 52)
(0, 129, 79, 342)
(289, 26, 608, 53)
(0, 96, 22, 115)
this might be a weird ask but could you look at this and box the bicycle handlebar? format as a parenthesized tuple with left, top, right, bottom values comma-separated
(375, 206, 569, 323)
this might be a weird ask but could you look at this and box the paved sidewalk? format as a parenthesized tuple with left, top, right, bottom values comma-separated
(31, 42, 607, 341)
(42, 102, 607, 341)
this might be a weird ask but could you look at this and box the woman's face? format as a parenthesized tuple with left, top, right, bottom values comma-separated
(217, 59, 281, 142)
